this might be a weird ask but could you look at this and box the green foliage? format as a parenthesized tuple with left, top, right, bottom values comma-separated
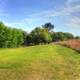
(51, 32, 74, 41)
(75, 36, 80, 39)
(26, 27, 52, 45)
(31, 27, 52, 44)
(25, 34, 33, 45)
(0, 22, 77, 47)
(0, 22, 6, 47)
(0, 22, 25, 48)
(42, 22, 54, 31)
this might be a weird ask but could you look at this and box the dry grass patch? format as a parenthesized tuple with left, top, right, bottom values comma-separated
(55, 39, 80, 52)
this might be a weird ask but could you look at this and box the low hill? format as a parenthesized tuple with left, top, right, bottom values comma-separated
(0, 45, 80, 80)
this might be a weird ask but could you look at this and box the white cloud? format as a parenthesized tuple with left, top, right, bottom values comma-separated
(4, 22, 24, 27)
(64, 0, 80, 29)
(65, 16, 80, 29)
(1, 0, 80, 33)
(66, 0, 80, 4)
(17, 0, 79, 32)
(23, 0, 80, 19)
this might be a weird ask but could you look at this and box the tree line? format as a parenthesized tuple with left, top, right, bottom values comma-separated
(0, 22, 80, 48)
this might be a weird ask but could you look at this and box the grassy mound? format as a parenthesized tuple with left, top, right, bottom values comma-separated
(0, 44, 80, 80)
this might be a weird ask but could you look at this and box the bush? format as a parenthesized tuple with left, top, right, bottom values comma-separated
(0, 22, 25, 48)
(26, 27, 52, 45)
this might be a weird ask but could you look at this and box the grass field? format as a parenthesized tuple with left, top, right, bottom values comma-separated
(0, 44, 80, 80)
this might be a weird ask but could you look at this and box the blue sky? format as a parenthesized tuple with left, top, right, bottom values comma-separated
(0, 0, 80, 36)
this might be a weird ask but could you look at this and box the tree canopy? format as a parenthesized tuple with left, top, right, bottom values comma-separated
(0, 22, 26, 48)
(42, 22, 54, 31)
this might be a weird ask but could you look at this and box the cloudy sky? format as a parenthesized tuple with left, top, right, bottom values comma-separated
(0, 0, 80, 35)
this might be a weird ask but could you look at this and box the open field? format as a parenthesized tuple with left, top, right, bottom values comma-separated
(0, 44, 80, 80)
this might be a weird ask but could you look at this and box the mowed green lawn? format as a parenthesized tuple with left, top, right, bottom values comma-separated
(0, 44, 80, 80)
